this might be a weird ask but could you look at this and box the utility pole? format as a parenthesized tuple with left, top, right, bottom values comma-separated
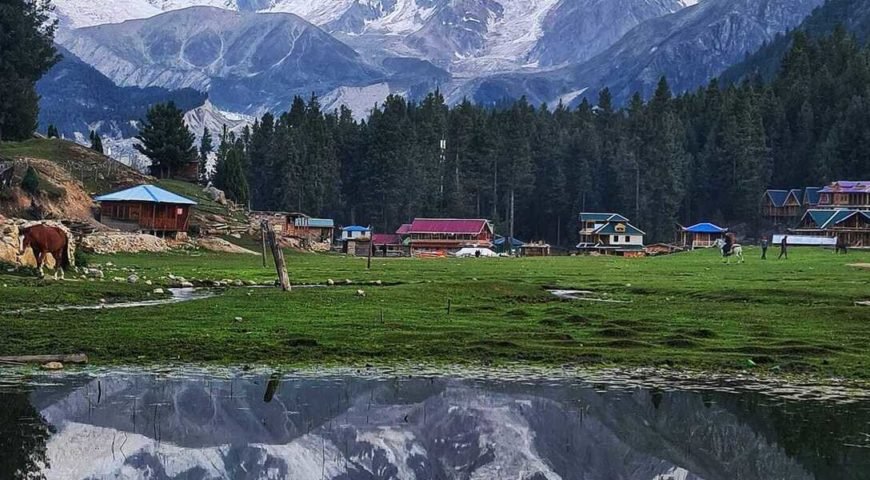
(509, 189, 515, 256)
(439, 138, 446, 211)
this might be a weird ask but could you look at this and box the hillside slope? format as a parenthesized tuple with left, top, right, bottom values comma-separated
(721, 0, 870, 83)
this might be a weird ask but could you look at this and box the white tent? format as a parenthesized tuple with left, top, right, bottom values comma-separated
(454, 247, 498, 258)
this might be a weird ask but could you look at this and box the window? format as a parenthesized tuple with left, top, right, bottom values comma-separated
(625, 236, 631, 243)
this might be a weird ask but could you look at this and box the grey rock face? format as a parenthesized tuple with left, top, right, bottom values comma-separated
(58, 6, 381, 113)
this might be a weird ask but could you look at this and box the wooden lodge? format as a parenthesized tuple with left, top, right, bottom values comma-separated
(762, 189, 803, 221)
(792, 209, 870, 247)
(576, 213, 645, 257)
(406, 218, 494, 256)
(94, 184, 196, 236)
(679, 222, 727, 249)
(372, 233, 408, 257)
(284, 213, 334, 244)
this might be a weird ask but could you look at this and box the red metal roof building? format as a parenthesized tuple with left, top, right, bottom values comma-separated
(406, 218, 493, 255)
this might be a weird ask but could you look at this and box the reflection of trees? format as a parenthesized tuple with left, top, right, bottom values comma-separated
(0, 392, 54, 480)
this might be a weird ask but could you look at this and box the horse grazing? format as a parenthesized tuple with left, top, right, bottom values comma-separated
(18, 224, 73, 279)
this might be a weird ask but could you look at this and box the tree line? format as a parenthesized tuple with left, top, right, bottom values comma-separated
(199, 29, 868, 243)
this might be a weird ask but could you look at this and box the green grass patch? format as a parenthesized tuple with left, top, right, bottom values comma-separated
(0, 246, 868, 378)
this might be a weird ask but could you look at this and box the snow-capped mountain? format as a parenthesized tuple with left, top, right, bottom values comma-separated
(57, 7, 382, 113)
(32, 374, 814, 479)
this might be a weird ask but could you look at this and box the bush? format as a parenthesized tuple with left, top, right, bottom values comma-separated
(21, 166, 39, 193)
(74, 250, 92, 268)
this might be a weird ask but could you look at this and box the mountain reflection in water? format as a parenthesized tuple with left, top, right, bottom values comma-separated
(1, 372, 869, 479)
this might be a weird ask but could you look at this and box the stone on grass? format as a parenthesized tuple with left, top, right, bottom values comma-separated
(234, 316, 243, 322)
(356, 289, 366, 297)
(233, 279, 244, 287)
(127, 274, 139, 284)
(327, 279, 335, 286)
(42, 362, 64, 370)
(153, 288, 165, 294)
(179, 281, 194, 288)
(145, 280, 152, 286)
(112, 277, 124, 283)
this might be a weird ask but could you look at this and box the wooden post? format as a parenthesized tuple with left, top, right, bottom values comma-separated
(262, 221, 290, 291)
(261, 227, 267, 268)
(367, 239, 373, 270)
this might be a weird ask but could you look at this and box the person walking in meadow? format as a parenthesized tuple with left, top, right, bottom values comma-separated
(761, 236, 769, 260)
(778, 235, 788, 260)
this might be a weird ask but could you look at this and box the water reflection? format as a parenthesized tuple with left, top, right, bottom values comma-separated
(1, 371, 868, 479)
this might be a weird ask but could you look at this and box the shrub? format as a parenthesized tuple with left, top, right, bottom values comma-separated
(21, 166, 39, 193)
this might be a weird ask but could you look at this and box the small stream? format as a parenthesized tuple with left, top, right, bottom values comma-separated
(2, 287, 217, 315)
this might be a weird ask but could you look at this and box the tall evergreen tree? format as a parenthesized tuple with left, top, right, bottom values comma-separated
(0, 0, 59, 141)
(134, 102, 197, 178)
(199, 127, 213, 185)
(88, 130, 103, 153)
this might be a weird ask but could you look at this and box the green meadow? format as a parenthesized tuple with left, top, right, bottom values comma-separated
(1, 245, 869, 378)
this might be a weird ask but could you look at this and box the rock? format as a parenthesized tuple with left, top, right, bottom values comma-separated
(112, 277, 124, 282)
(179, 281, 194, 288)
(234, 316, 243, 322)
(80, 233, 169, 255)
(144, 280, 153, 286)
(356, 289, 366, 297)
(261, 280, 274, 286)
(204, 185, 227, 205)
(345, 279, 353, 285)
(327, 279, 335, 286)
(168, 274, 177, 280)
(99, 298, 106, 304)
(233, 279, 244, 287)
(42, 362, 64, 370)
(127, 274, 139, 284)
(374, 280, 383, 286)
(153, 288, 165, 294)
(245, 280, 256, 286)
(106, 262, 114, 266)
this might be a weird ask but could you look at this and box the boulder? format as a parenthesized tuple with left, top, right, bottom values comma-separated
(203, 185, 227, 205)
(42, 362, 64, 370)
(153, 288, 165, 294)
(127, 274, 139, 284)
(179, 281, 194, 288)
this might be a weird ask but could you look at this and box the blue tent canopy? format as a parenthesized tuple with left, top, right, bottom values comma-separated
(493, 235, 525, 247)
(94, 184, 197, 205)
(683, 222, 727, 234)
(342, 225, 371, 232)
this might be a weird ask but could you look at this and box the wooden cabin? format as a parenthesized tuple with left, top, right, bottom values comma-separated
(762, 189, 804, 221)
(372, 233, 408, 257)
(817, 181, 870, 209)
(406, 218, 493, 256)
(679, 222, 727, 249)
(792, 209, 870, 247)
(576, 213, 645, 256)
(94, 184, 196, 236)
(285, 213, 334, 243)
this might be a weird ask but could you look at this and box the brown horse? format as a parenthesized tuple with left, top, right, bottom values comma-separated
(18, 224, 73, 279)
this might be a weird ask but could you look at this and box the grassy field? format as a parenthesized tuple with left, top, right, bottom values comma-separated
(1, 245, 869, 378)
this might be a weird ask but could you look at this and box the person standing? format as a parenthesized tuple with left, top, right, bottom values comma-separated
(778, 235, 788, 259)
(761, 236, 769, 260)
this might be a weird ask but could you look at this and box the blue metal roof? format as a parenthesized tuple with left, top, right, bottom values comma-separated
(493, 235, 525, 246)
(342, 225, 371, 232)
(801, 209, 836, 228)
(803, 187, 821, 205)
(94, 184, 197, 205)
(593, 221, 645, 236)
(765, 190, 789, 207)
(683, 222, 727, 234)
(579, 213, 629, 222)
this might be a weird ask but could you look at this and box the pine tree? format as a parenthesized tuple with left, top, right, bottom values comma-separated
(135, 102, 197, 178)
(21, 165, 39, 193)
(46, 124, 58, 138)
(89, 130, 104, 153)
(199, 127, 213, 185)
(0, 0, 59, 141)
